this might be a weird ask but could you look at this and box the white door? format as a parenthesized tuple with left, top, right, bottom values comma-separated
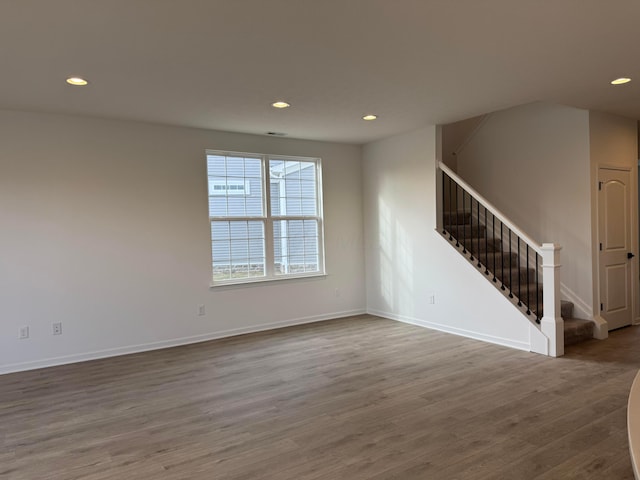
(598, 167, 633, 330)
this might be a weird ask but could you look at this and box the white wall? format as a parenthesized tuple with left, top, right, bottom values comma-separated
(363, 126, 539, 351)
(589, 110, 639, 330)
(454, 103, 593, 319)
(0, 110, 365, 373)
(441, 114, 486, 171)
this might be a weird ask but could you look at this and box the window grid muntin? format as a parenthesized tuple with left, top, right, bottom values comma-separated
(211, 219, 266, 281)
(207, 154, 263, 218)
(273, 219, 320, 275)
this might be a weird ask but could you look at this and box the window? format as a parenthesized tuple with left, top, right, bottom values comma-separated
(206, 150, 325, 284)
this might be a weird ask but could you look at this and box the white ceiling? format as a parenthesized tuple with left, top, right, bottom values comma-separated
(2, 0, 640, 144)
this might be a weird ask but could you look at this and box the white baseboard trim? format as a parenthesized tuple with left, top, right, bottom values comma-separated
(0, 308, 366, 375)
(367, 308, 530, 352)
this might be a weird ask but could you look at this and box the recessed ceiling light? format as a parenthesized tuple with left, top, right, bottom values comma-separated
(66, 77, 89, 86)
(611, 77, 631, 85)
(271, 101, 290, 109)
(362, 114, 378, 121)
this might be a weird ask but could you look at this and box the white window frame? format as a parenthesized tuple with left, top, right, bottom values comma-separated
(207, 149, 325, 286)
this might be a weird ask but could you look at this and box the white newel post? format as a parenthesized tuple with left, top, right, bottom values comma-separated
(540, 243, 564, 357)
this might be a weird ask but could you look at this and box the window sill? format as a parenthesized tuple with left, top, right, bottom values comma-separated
(210, 272, 327, 290)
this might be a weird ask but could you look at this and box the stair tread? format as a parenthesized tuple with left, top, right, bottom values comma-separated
(531, 300, 574, 317)
(508, 283, 543, 294)
(443, 211, 472, 226)
(561, 300, 574, 318)
(447, 225, 486, 237)
(564, 317, 594, 333)
(464, 238, 502, 253)
(564, 317, 594, 346)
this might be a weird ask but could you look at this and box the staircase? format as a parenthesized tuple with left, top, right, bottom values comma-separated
(443, 209, 594, 347)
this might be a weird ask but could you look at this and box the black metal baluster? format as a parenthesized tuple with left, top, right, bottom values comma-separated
(469, 195, 474, 261)
(492, 214, 497, 282)
(500, 222, 505, 290)
(448, 175, 453, 241)
(484, 207, 489, 275)
(455, 183, 459, 247)
(517, 239, 522, 306)
(509, 229, 513, 298)
(526, 245, 531, 314)
(462, 190, 467, 254)
(477, 199, 482, 268)
(535, 252, 540, 323)
(442, 172, 446, 234)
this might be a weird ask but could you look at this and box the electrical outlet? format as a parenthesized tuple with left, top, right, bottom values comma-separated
(428, 295, 436, 304)
(197, 304, 205, 316)
(19, 326, 29, 339)
(52, 322, 62, 335)
(335, 288, 341, 298)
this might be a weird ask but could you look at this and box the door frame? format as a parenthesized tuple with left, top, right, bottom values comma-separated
(594, 163, 639, 336)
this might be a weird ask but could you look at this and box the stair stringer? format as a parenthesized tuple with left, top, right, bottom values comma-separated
(438, 230, 551, 355)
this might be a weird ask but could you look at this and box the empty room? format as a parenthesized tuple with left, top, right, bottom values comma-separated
(3, 1, 640, 479)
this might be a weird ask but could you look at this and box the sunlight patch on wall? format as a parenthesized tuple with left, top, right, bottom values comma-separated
(379, 197, 394, 310)
(378, 195, 416, 316)
(395, 220, 414, 317)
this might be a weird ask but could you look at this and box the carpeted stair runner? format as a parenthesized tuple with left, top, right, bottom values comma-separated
(443, 210, 594, 346)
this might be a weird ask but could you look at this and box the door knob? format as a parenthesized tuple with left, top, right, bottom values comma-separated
(628, 252, 635, 259)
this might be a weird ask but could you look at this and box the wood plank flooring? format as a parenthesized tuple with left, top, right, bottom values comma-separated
(1, 314, 639, 479)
